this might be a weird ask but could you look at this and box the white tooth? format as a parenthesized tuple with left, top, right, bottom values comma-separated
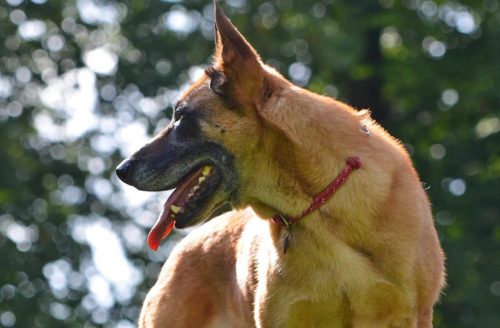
(198, 176, 206, 184)
(193, 186, 199, 192)
(170, 205, 181, 214)
(187, 192, 194, 198)
(202, 166, 212, 176)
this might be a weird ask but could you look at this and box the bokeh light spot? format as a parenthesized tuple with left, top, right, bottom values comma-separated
(18, 20, 46, 40)
(83, 48, 118, 76)
(380, 27, 402, 49)
(288, 62, 311, 86)
(49, 302, 71, 321)
(163, 7, 199, 35)
(475, 117, 500, 139)
(491, 281, 500, 296)
(449, 178, 466, 196)
(430, 143, 446, 159)
(441, 89, 459, 107)
(0, 311, 16, 327)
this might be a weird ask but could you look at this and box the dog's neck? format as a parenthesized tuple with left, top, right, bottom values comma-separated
(245, 89, 370, 219)
(269, 157, 362, 252)
(272, 156, 362, 225)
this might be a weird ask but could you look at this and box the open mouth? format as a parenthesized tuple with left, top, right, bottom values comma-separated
(148, 164, 222, 251)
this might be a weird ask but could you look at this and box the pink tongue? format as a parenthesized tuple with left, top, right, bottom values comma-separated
(147, 201, 176, 251)
(147, 166, 206, 251)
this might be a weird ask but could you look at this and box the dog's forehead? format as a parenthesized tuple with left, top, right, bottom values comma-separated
(177, 78, 213, 107)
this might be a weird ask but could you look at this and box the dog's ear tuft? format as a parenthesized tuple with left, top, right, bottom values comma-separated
(205, 67, 228, 97)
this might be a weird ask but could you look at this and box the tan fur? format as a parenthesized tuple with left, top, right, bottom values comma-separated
(138, 5, 445, 328)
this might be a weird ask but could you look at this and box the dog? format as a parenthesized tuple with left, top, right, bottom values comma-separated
(116, 2, 445, 327)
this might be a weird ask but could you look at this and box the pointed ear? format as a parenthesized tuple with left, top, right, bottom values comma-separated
(214, 1, 261, 67)
(212, 1, 265, 102)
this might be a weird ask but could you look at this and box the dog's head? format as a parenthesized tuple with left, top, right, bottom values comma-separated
(116, 2, 292, 250)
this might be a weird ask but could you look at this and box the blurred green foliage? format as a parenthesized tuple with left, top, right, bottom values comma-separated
(0, 0, 499, 327)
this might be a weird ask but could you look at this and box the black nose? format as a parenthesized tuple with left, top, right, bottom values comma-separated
(116, 160, 132, 182)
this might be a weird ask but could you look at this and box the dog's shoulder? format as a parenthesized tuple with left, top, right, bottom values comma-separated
(142, 209, 256, 322)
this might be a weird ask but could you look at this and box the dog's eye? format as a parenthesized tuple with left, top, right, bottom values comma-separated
(174, 105, 189, 120)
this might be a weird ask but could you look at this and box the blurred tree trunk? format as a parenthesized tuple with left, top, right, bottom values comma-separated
(345, 2, 392, 125)
(348, 27, 392, 125)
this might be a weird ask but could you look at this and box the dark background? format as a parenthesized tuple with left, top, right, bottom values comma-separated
(1, 0, 499, 327)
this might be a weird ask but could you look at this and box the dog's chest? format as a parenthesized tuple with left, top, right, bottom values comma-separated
(237, 228, 349, 326)
(254, 274, 349, 327)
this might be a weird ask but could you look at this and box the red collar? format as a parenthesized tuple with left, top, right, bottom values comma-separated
(271, 157, 362, 252)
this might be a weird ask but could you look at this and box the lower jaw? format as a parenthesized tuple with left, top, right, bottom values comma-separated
(174, 215, 200, 229)
(174, 197, 231, 229)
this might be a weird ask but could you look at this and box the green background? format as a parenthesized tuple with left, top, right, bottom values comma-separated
(0, 0, 499, 327)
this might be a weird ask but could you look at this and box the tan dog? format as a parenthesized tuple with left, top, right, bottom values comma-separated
(116, 3, 445, 327)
